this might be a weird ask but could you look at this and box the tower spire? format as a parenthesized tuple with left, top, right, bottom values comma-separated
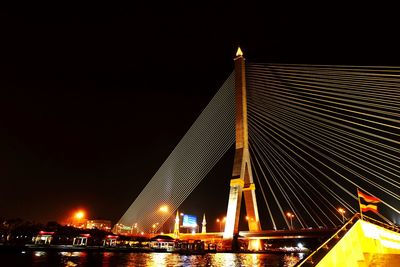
(202, 214, 207, 233)
(174, 211, 180, 238)
(236, 46, 244, 57)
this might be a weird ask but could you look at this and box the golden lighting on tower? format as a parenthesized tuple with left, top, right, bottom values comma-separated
(236, 47, 243, 57)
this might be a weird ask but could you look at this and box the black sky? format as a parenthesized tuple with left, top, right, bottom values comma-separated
(0, 3, 399, 226)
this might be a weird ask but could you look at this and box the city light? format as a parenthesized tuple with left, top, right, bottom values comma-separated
(74, 210, 85, 220)
(338, 208, 346, 224)
(159, 205, 169, 213)
(286, 212, 295, 230)
(216, 218, 221, 232)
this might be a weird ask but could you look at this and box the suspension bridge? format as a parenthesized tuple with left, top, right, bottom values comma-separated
(113, 48, 400, 265)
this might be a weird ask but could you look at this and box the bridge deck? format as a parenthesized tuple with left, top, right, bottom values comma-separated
(173, 228, 336, 241)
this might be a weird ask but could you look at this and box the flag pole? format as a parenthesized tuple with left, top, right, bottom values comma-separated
(357, 188, 363, 220)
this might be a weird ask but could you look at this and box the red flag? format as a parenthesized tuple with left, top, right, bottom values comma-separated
(358, 189, 380, 214)
(358, 190, 380, 203)
(360, 204, 378, 213)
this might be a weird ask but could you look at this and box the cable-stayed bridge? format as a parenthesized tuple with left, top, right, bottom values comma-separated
(114, 48, 400, 256)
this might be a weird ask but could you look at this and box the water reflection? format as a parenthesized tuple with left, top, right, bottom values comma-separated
(214, 253, 241, 266)
(3, 251, 302, 267)
(149, 253, 169, 266)
(128, 252, 300, 267)
(34, 251, 46, 257)
(101, 252, 113, 267)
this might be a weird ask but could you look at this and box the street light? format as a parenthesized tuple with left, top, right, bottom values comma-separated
(216, 219, 221, 232)
(159, 205, 169, 233)
(73, 210, 86, 228)
(131, 223, 138, 234)
(75, 211, 85, 220)
(338, 208, 346, 224)
(159, 205, 169, 213)
(152, 223, 159, 234)
(286, 212, 295, 230)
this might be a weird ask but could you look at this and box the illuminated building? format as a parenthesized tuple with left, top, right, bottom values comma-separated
(73, 234, 90, 246)
(33, 231, 54, 245)
(103, 235, 118, 247)
(86, 219, 112, 231)
(149, 235, 176, 251)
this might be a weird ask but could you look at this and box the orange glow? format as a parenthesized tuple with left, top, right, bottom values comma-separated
(159, 205, 169, 213)
(216, 219, 220, 222)
(338, 208, 346, 214)
(246, 216, 254, 221)
(75, 210, 85, 220)
(286, 212, 294, 218)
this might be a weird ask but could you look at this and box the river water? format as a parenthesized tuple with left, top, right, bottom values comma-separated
(0, 251, 305, 266)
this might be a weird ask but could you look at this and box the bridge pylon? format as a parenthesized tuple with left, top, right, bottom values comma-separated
(223, 47, 261, 250)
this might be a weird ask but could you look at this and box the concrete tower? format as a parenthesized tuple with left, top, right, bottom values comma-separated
(223, 47, 261, 250)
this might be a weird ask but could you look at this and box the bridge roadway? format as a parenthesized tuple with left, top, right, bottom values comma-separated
(176, 227, 337, 241)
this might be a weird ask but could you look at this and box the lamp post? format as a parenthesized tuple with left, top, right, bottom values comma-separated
(159, 205, 169, 233)
(216, 219, 221, 232)
(286, 212, 295, 230)
(131, 223, 137, 234)
(338, 208, 346, 224)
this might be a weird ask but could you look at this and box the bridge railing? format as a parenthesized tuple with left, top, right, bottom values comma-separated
(362, 215, 400, 233)
(294, 213, 360, 267)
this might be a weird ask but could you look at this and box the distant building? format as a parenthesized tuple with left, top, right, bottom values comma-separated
(73, 234, 91, 246)
(103, 235, 118, 247)
(86, 220, 112, 231)
(150, 235, 175, 251)
(33, 231, 54, 245)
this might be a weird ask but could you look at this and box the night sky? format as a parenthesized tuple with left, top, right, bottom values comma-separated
(1, 4, 398, 227)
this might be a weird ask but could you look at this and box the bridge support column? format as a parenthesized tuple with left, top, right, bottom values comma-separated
(223, 47, 262, 250)
(223, 178, 244, 239)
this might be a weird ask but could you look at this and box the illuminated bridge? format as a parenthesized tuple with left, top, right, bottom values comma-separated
(114, 48, 400, 263)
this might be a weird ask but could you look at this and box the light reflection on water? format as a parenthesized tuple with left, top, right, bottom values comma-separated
(2, 251, 303, 267)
